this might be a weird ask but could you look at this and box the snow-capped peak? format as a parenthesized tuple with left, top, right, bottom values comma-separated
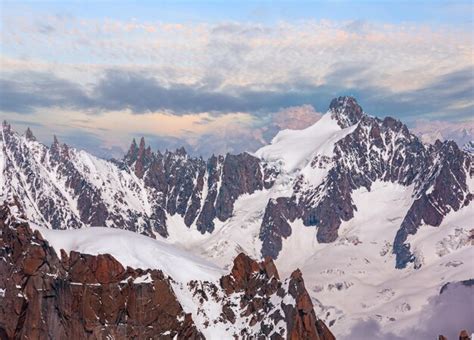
(255, 97, 362, 173)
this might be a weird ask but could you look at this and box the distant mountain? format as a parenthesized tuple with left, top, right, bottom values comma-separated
(412, 119, 474, 148)
(1, 96, 472, 337)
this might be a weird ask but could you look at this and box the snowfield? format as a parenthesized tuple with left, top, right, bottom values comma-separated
(30, 224, 224, 283)
(276, 181, 474, 337)
(256, 112, 357, 174)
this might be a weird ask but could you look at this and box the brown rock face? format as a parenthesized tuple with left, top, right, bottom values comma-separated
(219, 253, 335, 340)
(260, 197, 300, 259)
(0, 202, 203, 339)
(286, 270, 335, 340)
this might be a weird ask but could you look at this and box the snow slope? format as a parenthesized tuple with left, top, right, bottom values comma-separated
(27, 223, 244, 338)
(255, 112, 357, 173)
(275, 181, 474, 336)
(30, 224, 224, 283)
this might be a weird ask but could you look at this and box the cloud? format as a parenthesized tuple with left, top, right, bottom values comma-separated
(0, 69, 327, 115)
(136, 104, 322, 157)
(7, 119, 44, 128)
(343, 283, 474, 340)
(0, 72, 93, 114)
(93, 71, 244, 114)
(2, 65, 472, 123)
(0, 70, 312, 114)
(273, 105, 322, 130)
(2, 16, 472, 89)
(1, 14, 473, 156)
(58, 129, 125, 159)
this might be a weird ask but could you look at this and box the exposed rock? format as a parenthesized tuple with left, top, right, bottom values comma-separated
(219, 253, 335, 339)
(25, 127, 36, 141)
(329, 96, 364, 128)
(260, 197, 300, 259)
(394, 141, 472, 268)
(286, 269, 336, 340)
(440, 278, 474, 295)
(438, 331, 473, 340)
(215, 153, 264, 221)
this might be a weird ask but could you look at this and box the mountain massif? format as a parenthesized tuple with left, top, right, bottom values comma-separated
(0, 96, 472, 338)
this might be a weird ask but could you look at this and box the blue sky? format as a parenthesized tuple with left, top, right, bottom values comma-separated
(3, 1, 472, 25)
(0, 1, 473, 158)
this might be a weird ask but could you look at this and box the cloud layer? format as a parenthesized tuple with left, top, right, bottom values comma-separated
(1, 11, 473, 157)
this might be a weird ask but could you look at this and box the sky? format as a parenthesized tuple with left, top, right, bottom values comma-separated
(0, 0, 473, 158)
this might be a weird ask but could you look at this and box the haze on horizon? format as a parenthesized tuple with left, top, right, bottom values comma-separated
(0, 0, 473, 158)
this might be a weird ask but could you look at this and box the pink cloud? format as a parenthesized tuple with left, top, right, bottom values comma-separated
(273, 104, 322, 130)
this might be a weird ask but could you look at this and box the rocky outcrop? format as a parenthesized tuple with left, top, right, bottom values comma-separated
(329, 96, 363, 129)
(439, 278, 474, 295)
(0, 200, 203, 339)
(459, 330, 471, 340)
(260, 198, 299, 259)
(438, 330, 472, 340)
(215, 153, 264, 221)
(393, 141, 472, 268)
(216, 253, 335, 339)
(24, 127, 36, 141)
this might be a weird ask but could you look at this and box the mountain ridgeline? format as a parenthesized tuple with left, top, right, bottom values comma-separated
(0, 97, 472, 270)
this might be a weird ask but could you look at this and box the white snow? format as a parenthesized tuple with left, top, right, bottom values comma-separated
(255, 112, 357, 174)
(274, 181, 474, 337)
(165, 190, 268, 270)
(0, 139, 5, 195)
(30, 224, 224, 283)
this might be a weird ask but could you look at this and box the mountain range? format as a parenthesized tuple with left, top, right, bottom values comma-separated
(0, 96, 472, 339)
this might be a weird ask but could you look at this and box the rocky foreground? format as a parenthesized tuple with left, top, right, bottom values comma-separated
(0, 199, 334, 339)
